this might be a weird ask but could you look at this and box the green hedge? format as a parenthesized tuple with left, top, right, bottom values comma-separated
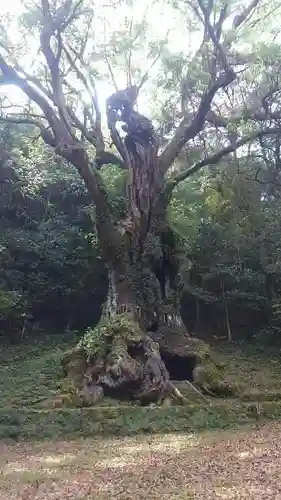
(1, 401, 281, 440)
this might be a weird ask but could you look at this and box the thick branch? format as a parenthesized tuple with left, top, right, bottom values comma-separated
(40, 2, 71, 131)
(232, 0, 260, 29)
(0, 55, 61, 138)
(63, 43, 104, 152)
(171, 126, 281, 187)
(0, 115, 58, 149)
(159, 70, 235, 172)
(12, 64, 54, 101)
(95, 151, 125, 170)
(207, 108, 281, 128)
(75, 159, 123, 264)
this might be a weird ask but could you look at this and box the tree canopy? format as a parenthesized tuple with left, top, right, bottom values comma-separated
(1, 0, 281, 346)
(1, 0, 281, 186)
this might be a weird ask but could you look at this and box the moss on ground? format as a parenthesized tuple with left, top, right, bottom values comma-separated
(1, 401, 281, 440)
(0, 335, 77, 408)
(0, 336, 281, 410)
(211, 341, 281, 397)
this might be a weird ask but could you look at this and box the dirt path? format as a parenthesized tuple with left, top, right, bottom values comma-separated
(1, 422, 281, 499)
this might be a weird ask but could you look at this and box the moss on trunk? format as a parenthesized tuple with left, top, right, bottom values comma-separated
(61, 313, 237, 406)
(62, 314, 171, 406)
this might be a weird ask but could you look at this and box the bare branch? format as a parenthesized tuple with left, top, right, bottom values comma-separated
(0, 54, 61, 138)
(16, 69, 53, 100)
(159, 0, 239, 172)
(160, 0, 263, 173)
(214, 3, 229, 40)
(232, 0, 260, 30)
(64, 43, 104, 151)
(171, 126, 281, 187)
(127, 18, 134, 87)
(103, 19, 118, 91)
(62, 47, 126, 169)
(197, 0, 230, 73)
(104, 50, 118, 91)
(40, 1, 71, 130)
(41, 0, 84, 35)
(138, 30, 170, 91)
(0, 41, 54, 100)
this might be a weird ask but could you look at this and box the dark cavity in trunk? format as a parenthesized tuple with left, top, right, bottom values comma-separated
(160, 351, 197, 381)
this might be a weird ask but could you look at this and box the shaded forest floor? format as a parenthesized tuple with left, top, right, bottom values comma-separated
(1, 422, 281, 499)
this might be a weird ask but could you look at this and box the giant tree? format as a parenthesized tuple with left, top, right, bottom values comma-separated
(1, 0, 281, 403)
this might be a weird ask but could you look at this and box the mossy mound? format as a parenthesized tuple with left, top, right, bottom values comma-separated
(61, 316, 238, 406)
(62, 314, 170, 406)
(154, 325, 237, 397)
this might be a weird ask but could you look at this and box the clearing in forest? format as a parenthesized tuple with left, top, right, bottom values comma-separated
(1, 422, 281, 499)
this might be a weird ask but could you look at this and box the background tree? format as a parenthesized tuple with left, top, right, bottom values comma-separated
(0, 123, 107, 340)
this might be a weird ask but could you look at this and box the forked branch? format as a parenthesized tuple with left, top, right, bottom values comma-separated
(159, 69, 236, 172)
(160, 0, 261, 173)
(171, 126, 281, 187)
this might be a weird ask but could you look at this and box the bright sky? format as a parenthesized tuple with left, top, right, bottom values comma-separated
(0, 0, 280, 121)
(0, 0, 196, 116)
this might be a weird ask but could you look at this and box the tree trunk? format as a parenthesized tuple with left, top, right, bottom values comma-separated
(62, 229, 187, 405)
(61, 87, 234, 406)
(69, 256, 172, 405)
(62, 249, 236, 405)
(221, 279, 232, 342)
(196, 299, 200, 326)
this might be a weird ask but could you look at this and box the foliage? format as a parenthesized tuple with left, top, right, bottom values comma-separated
(0, 334, 78, 408)
(0, 132, 108, 337)
(0, 1, 281, 347)
(78, 314, 143, 358)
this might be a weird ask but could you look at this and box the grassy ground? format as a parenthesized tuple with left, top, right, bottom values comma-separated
(2, 336, 281, 498)
(212, 340, 281, 399)
(0, 335, 77, 408)
(2, 421, 281, 499)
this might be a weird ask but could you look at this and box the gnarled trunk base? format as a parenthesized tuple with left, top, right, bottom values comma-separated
(62, 314, 171, 406)
(61, 312, 236, 406)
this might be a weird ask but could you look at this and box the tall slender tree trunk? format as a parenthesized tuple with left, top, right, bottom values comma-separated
(221, 279, 232, 342)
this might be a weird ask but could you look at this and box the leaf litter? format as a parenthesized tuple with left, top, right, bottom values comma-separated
(1, 422, 281, 499)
